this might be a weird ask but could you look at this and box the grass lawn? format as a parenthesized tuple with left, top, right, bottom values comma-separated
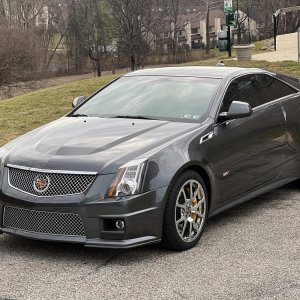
(184, 59, 300, 78)
(0, 75, 117, 146)
(0, 60, 299, 147)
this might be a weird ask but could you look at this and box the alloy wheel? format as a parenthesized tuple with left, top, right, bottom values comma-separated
(175, 179, 206, 242)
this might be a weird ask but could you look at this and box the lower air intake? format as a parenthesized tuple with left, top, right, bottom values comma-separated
(3, 206, 86, 237)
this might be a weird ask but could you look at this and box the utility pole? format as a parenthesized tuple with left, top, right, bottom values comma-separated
(224, 0, 234, 57)
(206, 0, 210, 54)
(273, 14, 278, 51)
(236, 0, 241, 44)
(227, 26, 231, 57)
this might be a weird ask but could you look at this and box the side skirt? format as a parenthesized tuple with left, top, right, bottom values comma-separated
(208, 177, 297, 218)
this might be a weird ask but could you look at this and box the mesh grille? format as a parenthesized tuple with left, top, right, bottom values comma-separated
(8, 167, 96, 197)
(3, 206, 86, 236)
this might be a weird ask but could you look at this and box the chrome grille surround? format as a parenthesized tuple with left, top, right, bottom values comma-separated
(7, 164, 96, 197)
(3, 206, 86, 237)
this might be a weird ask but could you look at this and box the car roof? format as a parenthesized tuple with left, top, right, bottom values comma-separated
(124, 66, 265, 79)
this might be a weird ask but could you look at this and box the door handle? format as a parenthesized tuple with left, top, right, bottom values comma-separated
(200, 132, 214, 144)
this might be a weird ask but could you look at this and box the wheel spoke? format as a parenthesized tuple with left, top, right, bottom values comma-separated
(192, 186, 200, 199)
(190, 181, 193, 199)
(180, 187, 188, 202)
(176, 203, 186, 209)
(193, 210, 205, 218)
(176, 216, 185, 224)
(188, 220, 193, 240)
(192, 221, 198, 233)
(181, 220, 188, 237)
(195, 198, 205, 209)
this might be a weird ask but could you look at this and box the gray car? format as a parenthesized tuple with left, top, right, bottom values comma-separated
(0, 67, 300, 250)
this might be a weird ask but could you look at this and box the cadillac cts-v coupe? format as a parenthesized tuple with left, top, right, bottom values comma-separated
(0, 67, 300, 250)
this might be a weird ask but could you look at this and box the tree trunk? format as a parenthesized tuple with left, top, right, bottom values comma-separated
(174, 31, 179, 63)
(95, 60, 101, 77)
(130, 56, 135, 71)
(206, 7, 210, 54)
(88, 48, 102, 77)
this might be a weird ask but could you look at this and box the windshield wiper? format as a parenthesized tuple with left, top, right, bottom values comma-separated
(71, 113, 89, 118)
(111, 115, 156, 120)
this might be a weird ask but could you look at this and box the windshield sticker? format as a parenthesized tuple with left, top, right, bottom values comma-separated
(182, 114, 200, 120)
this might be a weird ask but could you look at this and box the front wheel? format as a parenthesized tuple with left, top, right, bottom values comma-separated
(162, 170, 208, 251)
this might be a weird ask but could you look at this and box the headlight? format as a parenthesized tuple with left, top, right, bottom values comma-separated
(0, 146, 8, 164)
(107, 158, 147, 198)
(0, 147, 8, 184)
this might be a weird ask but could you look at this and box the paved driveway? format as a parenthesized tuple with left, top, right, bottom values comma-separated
(0, 185, 299, 300)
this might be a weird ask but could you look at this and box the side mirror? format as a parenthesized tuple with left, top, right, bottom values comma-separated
(219, 101, 253, 121)
(72, 96, 87, 108)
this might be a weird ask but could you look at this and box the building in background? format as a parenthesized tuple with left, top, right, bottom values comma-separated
(232, 9, 259, 44)
(155, 8, 258, 52)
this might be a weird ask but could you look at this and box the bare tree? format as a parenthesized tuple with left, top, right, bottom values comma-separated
(107, 0, 165, 71)
(164, 0, 189, 63)
(248, 0, 300, 39)
(235, 0, 250, 44)
(0, 27, 43, 88)
(41, 1, 68, 71)
(200, 0, 222, 54)
(0, 0, 48, 90)
(64, 0, 89, 73)
(82, 0, 113, 76)
(61, 0, 114, 76)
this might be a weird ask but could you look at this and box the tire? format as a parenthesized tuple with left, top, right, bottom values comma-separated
(161, 170, 208, 251)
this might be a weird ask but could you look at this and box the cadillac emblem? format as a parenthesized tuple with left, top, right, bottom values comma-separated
(33, 175, 50, 193)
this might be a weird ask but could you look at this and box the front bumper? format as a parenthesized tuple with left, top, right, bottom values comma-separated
(0, 186, 168, 249)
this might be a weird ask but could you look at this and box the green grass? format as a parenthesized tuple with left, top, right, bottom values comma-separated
(183, 59, 300, 78)
(0, 60, 299, 147)
(0, 75, 118, 146)
(252, 39, 272, 54)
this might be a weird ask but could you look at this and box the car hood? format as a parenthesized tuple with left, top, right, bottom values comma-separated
(5, 117, 202, 173)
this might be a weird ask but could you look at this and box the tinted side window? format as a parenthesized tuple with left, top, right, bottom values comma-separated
(221, 75, 259, 112)
(256, 74, 297, 106)
(221, 74, 297, 113)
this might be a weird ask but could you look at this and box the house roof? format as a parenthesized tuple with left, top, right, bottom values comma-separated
(161, 8, 226, 31)
(186, 9, 226, 29)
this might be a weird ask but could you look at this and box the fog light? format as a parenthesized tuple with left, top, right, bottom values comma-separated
(115, 220, 125, 230)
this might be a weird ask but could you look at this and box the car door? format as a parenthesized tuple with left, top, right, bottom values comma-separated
(213, 74, 286, 203)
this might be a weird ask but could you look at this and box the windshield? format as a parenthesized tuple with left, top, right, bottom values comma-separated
(73, 76, 221, 122)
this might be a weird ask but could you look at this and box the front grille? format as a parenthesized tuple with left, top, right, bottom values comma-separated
(3, 206, 86, 236)
(8, 167, 96, 197)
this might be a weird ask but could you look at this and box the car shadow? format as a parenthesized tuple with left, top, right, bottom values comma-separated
(1, 185, 296, 266)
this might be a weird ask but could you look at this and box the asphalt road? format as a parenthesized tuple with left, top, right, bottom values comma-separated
(0, 185, 299, 300)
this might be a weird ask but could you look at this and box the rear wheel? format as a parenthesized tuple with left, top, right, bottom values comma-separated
(162, 170, 208, 251)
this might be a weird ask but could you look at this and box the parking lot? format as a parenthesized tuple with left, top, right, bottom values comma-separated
(0, 185, 299, 300)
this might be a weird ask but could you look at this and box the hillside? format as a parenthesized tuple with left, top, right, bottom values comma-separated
(1, 60, 299, 147)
